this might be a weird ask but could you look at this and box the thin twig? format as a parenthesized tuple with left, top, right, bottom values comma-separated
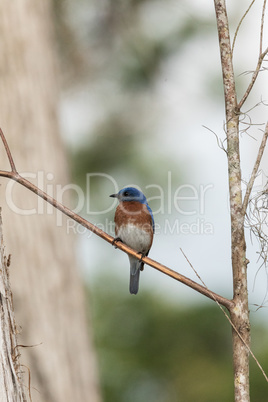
(260, 0, 267, 54)
(238, 49, 268, 110)
(242, 122, 268, 215)
(238, 0, 268, 109)
(180, 248, 268, 383)
(202, 125, 227, 154)
(0, 128, 17, 173)
(245, 184, 268, 271)
(0, 130, 233, 310)
(21, 364, 33, 402)
(231, 0, 256, 56)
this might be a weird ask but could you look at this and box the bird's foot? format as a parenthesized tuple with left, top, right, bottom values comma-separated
(139, 253, 148, 271)
(138, 252, 147, 269)
(139, 252, 147, 261)
(112, 237, 123, 248)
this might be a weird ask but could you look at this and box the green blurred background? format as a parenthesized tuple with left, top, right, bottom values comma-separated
(54, 0, 268, 400)
(88, 277, 268, 401)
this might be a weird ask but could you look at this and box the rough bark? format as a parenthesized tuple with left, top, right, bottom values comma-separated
(214, 1, 250, 401)
(0, 1, 100, 401)
(0, 210, 26, 402)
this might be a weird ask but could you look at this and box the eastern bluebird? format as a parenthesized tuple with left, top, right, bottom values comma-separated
(110, 187, 154, 295)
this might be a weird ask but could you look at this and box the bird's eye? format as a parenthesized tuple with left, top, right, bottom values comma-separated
(124, 191, 129, 196)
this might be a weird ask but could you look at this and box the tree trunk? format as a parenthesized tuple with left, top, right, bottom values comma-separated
(0, 210, 26, 401)
(0, 1, 100, 401)
(214, 1, 250, 400)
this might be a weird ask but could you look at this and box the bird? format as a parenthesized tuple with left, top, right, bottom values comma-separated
(110, 187, 154, 295)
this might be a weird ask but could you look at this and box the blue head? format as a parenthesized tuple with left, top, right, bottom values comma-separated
(110, 187, 147, 203)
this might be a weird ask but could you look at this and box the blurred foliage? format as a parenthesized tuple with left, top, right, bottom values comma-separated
(52, 0, 215, 88)
(70, 113, 181, 188)
(87, 273, 268, 402)
(119, 37, 167, 89)
(70, 115, 138, 183)
(53, 0, 222, 191)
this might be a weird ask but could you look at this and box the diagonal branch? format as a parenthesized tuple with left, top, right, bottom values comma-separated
(231, 0, 256, 56)
(237, 47, 268, 110)
(260, 0, 267, 55)
(242, 121, 268, 216)
(237, 0, 268, 110)
(0, 129, 17, 173)
(0, 130, 233, 311)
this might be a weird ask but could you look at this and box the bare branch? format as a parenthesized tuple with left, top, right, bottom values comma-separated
(231, 0, 256, 56)
(242, 122, 268, 215)
(214, 1, 251, 400)
(0, 128, 17, 173)
(214, 0, 238, 113)
(0, 129, 233, 310)
(237, 0, 268, 110)
(260, 0, 267, 54)
(202, 125, 227, 154)
(238, 49, 268, 110)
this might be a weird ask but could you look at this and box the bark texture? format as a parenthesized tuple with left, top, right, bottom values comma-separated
(0, 1, 100, 401)
(0, 210, 26, 401)
(214, 1, 250, 401)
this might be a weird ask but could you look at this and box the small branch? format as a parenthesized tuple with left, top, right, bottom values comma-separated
(238, 48, 268, 110)
(202, 125, 227, 154)
(260, 0, 267, 54)
(242, 122, 268, 215)
(237, 0, 268, 110)
(181, 248, 233, 309)
(0, 129, 17, 173)
(231, 0, 256, 56)
(0, 130, 233, 311)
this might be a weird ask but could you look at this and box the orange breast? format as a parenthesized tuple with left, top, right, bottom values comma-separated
(114, 201, 153, 234)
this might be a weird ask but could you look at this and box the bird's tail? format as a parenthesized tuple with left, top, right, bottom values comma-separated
(129, 256, 143, 295)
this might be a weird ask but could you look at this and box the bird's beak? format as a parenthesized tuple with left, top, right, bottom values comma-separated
(110, 193, 118, 198)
